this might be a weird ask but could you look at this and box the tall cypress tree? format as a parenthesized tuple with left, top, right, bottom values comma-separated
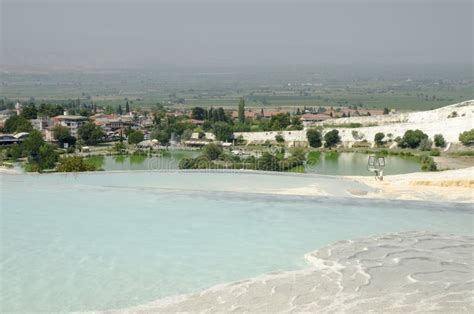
(238, 98, 245, 123)
(125, 101, 130, 113)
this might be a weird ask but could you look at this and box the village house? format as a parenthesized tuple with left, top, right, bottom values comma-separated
(31, 117, 53, 131)
(300, 113, 332, 126)
(51, 115, 88, 137)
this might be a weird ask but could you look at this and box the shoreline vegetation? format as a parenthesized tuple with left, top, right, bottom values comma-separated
(178, 143, 307, 172)
(0, 140, 469, 173)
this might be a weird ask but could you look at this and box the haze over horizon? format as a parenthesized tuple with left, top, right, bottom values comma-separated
(1, 0, 472, 70)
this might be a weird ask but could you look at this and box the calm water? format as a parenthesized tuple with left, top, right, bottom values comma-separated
(305, 152, 421, 176)
(87, 151, 420, 175)
(86, 150, 199, 171)
(1, 172, 471, 313)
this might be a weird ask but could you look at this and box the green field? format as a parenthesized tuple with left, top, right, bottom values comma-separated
(1, 64, 472, 111)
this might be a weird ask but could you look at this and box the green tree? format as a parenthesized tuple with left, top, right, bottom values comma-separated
(374, 132, 385, 146)
(270, 113, 291, 130)
(151, 129, 170, 146)
(459, 129, 474, 145)
(306, 129, 322, 148)
(290, 116, 303, 130)
(383, 108, 390, 115)
(213, 122, 233, 141)
(203, 143, 223, 160)
(117, 104, 123, 115)
(20, 104, 38, 119)
(191, 107, 206, 120)
(51, 125, 76, 147)
(434, 134, 446, 147)
(128, 130, 144, 145)
(19, 130, 59, 172)
(324, 129, 341, 147)
(181, 129, 193, 141)
(215, 107, 227, 122)
(238, 98, 245, 123)
(38, 104, 64, 117)
(399, 129, 428, 149)
(3, 115, 33, 133)
(22, 130, 44, 158)
(125, 101, 130, 113)
(77, 122, 105, 145)
(37, 143, 59, 170)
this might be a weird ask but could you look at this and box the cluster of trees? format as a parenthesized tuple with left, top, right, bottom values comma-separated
(179, 143, 307, 172)
(148, 99, 304, 146)
(20, 103, 66, 119)
(150, 106, 196, 145)
(371, 131, 448, 150)
(2, 115, 33, 133)
(306, 129, 340, 148)
(189, 100, 303, 142)
(6, 130, 58, 172)
(191, 106, 228, 122)
(77, 123, 105, 145)
(397, 129, 429, 149)
(11, 101, 96, 118)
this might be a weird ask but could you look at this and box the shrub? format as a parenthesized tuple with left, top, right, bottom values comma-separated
(448, 111, 458, 118)
(398, 129, 428, 149)
(351, 130, 364, 141)
(374, 132, 385, 146)
(202, 143, 222, 160)
(181, 129, 193, 141)
(324, 130, 340, 148)
(307, 129, 322, 147)
(459, 129, 474, 146)
(420, 155, 437, 171)
(114, 142, 127, 153)
(275, 134, 285, 144)
(430, 149, 440, 156)
(257, 152, 280, 171)
(56, 156, 98, 172)
(178, 158, 195, 169)
(213, 122, 233, 141)
(419, 138, 433, 151)
(434, 134, 446, 147)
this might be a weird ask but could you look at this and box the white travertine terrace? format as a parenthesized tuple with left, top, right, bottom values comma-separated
(112, 231, 474, 313)
(231, 100, 474, 145)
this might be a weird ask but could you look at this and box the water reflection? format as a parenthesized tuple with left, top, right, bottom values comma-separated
(84, 151, 420, 175)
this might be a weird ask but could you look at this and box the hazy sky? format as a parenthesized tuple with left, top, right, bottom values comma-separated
(1, 0, 472, 68)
